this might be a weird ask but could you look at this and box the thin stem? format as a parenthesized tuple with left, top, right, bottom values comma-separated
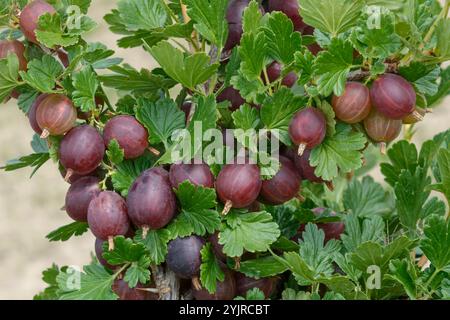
(172, 39, 190, 53)
(162, 0, 179, 24)
(423, 0, 449, 44)
(424, 268, 441, 289)
(113, 263, 131, 279)
(262, 67, 273, 96)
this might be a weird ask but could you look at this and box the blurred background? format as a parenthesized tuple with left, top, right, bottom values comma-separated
(0, 0, 449, 299)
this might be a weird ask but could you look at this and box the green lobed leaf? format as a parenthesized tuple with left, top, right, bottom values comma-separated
(102, 236, 148, 266)
(297, 223, 341, 281)
(135, 97, 185, 148)
(350, 236, 415, 275)
(235, 287, 266, 300)
(427, 147, 450, 204)
(57, 264, 117, 300)
(242, 0, 264, 34)
(167, 181, 220, 238)
(106, 140, 125, 165)
(200, 243, 225, 294)
(343, 176, 393, 217)
(17, 90, 39, 114)
(380, 140, 418, 187)
(421, 215, 450, 272)
(236, 256, 289, 278)
(219, 211, 280, 257)
(238, 31, 267, 80)
(20, 55, 63, 93)
(399, 63, 440, 97)
(99, 64, 176, 96)
(340, 214, 385, 252)
(0, 53, 20, 101)
(134, 228, 171, 265)
(313, 38, 355, 96)
(260, 87, 305, 133)
(123, 256, 151, 288)
(35, 13, 79, 48)
(184, 0, 229, 49)
(394, 167, 431, 235)
(1, 152, 50, 178)
(34, 264, 61, 300)
(232, 104, 261, 130)
(230, 71, 267, 105)
(293, 50, 315, 85)
(263, 12, 302, 65)
(387, 259, 418, 300)
(310, 123, 367, 181)
(316, 100, 336, 137)
(435, 19, 450, 59)
(298, 0, 364, 36)
(117, 0, 167, 31)
(350, 7, 402, 59)
(71, 66, 99, 113)
(145, 40, 219, 89)
(46, 222, 89, 242)
(265, 204, 301, 239)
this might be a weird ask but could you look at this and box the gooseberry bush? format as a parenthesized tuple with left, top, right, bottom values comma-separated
(0, 0, 449, 301)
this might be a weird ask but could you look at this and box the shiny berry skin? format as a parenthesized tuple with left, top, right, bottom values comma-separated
(56, 48, 69, 68)
(289, 107, 327, 155)
(364, 108, 402, 143)
(224, 0, 250, 50)
(36, 94, 77, 137)
(0, 40, 27, 71)
(268, 0, 307, 32)
(19, 0, 56, 44)
(193, 268, 236, 300)
(370, 73, 416, 119)
(295, 208, 345, 243)
(313, 208, 345, 242)
(166, 236, 205, 279)
(95, 238, 114, 270)
(113, 279, 157, 300)
(59, 125, 105, 175)
(265, 61, 298, 88)
(126, 167, 177, 230)
(293, 149, 323, 183)
(331, 82, 371, 124)
(260, 156, 301, 205)
(216, 86, 246, 111)
(65, 176, 101, 222)
(28, 93, 49, 135)
(169, 162, 215, 189)
(181, 101, 192, 122)
(216, 162, 262, 210)
(103, 115, 149, 159)
(87, 191, 130, 241)
(235, 273, 276, 298)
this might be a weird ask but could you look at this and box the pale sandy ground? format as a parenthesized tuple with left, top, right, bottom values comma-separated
(0, 1, 449, 299)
